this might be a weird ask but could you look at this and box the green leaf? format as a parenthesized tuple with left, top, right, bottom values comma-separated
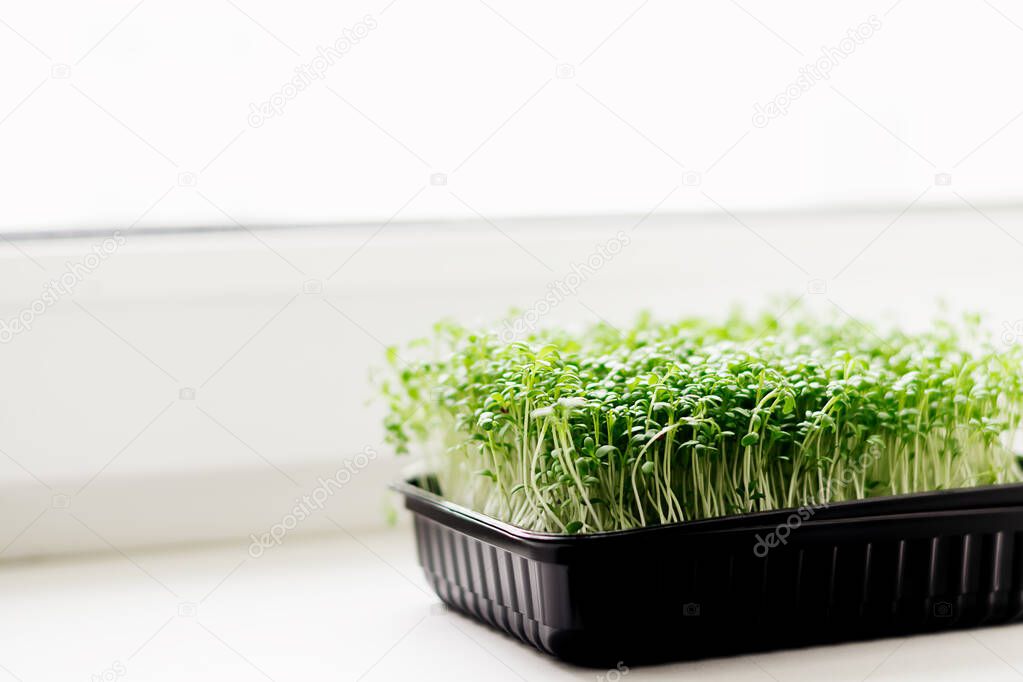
(782, 395, 795, 414)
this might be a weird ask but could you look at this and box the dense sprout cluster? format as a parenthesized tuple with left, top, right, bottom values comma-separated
(381, 311, 1023, 533)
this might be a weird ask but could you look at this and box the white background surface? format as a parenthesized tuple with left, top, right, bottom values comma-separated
(2, 0, 1023, 232)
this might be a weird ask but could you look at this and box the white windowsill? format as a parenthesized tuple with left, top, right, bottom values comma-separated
(1, 527, 1019, 681)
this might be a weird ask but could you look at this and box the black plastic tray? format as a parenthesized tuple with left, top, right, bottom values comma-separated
(395, 478, 1023, 666)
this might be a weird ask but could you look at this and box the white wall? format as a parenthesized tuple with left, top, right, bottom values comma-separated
(2, 0, 1023, 234)
(4, 1, 1023, 559)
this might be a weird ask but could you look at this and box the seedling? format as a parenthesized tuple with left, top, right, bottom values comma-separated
(381, 310, 1023, 533)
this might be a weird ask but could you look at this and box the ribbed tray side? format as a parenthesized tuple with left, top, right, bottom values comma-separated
(413, 510, 1023, 664)
(415, 516, 561, 656)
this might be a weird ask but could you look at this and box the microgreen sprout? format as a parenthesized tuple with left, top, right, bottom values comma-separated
(381, 309, 1023, 533)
